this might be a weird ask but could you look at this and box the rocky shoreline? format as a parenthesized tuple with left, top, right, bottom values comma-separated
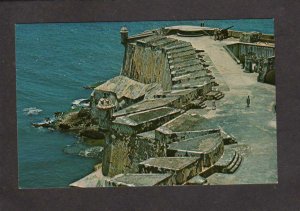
(34, 107, 104, 139)
(33, 98, 106, 159)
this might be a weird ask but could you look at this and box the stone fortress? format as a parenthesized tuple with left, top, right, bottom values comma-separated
(70, 24, 276, 187)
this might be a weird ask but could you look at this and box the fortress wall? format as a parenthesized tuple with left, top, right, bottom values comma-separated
(121, 44, 172, 91)
(239, 44, 274, 58)
(228, 30, 244, 38)
(260, 34, 275, 43)
(102, 134, 166, 177)
(227, 43, 275, 59)
(228, 30, 275, 43)
(102, 137, 131, 177)
(227, 44, 240, 58)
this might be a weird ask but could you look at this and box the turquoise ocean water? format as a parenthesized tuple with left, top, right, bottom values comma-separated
(16, 19, 274, 188)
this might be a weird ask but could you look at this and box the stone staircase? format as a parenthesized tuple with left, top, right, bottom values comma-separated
(167, 48, 216, 92)
(205, 90, 225, 100)
(136, 34, 220, 94)
(214, 148, 242, 174)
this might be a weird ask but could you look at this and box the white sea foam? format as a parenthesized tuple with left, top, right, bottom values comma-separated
(23, 107, 43, 116)
(71, 98, 90, 109)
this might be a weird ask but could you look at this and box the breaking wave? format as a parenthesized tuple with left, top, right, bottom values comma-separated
(23, 107, 43, 116)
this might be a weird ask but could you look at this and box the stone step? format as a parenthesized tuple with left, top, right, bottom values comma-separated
(167, 48, 198, 59)
(139, 157, 202, 185)
(205, 91, 224, 100)
(168, 54, 198, 65)
(167, 49, 196, 58)
(172, 78, 210, 90)
(213, 147, 243, 174)
(198, 102, 207, 109)
(197, 51, 209, 56)
(228, 155, 242, 173)
(198, 53, 211, 59)
(214, 148, 237, 168)
(216, 150, 243, 174)
(164, 42, 192, 52)
(197, 54, 204, 59)
(202, 63, 211, 68)
(203, 56, 212, 62)
(171, 65, 203, 77)
(147, 36, 168, 46)
(195, 49, 205, 53)
(137, 35, 164, 45)
(168, 51, 196, 61)
(167, 45, 194, 53)
(201, 55, 212, 60)
(172, 84, 203, 90)
(173, 76, 211, 86)
(162, 40, 186, 50)
(170, 60, 201, 70)
(172, 71, 208, 84)
(215, 93, 224, 100)
(165, 41, 194, 50)
(224, 152, 240, 172)
(151, 38, 177, 49)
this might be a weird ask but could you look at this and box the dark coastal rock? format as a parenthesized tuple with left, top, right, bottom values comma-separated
(78, 107, 90, 117)
(79, 127, 104, 139)
(53, 108, 104, 139)
(79, 146, 104, 159)
(63, 143, 103, 159)
(58, 123, 71, 130)
(32, 118, 55, 128)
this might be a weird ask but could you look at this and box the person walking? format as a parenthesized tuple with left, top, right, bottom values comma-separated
(246, 96, 250, 108)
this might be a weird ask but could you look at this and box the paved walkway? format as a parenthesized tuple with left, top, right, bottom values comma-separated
(170, 35, 277, 184)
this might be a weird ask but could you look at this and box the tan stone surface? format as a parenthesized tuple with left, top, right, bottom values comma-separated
(168, 35, 277, 184)
(94, 75, 150, 100)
